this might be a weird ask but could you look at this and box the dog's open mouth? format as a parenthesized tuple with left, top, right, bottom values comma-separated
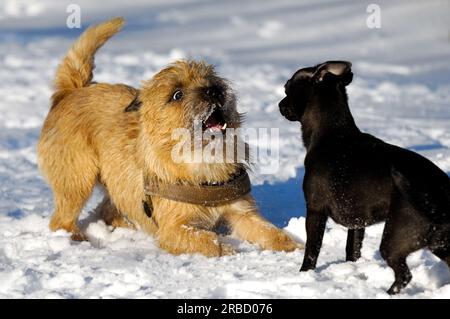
(202, 107, 227, 132)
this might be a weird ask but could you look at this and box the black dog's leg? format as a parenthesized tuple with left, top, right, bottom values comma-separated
(346, 228, 365, 262)
(380, 196, 426, 295)
(300, 210, 328, 271)
(380, 224, 416, 295)
(384, 254, 412, 295)
(380, 220, 412, 295)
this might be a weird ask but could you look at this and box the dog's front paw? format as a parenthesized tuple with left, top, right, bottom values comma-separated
(71, 231, 88, 242)
(263, 229, 301, 252)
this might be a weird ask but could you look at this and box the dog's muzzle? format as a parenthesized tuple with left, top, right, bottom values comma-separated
(279, 99, 298, 121)
(202, 104, 228, 132)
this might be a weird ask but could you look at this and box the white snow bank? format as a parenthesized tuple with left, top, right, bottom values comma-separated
(1, 214, 450, 298)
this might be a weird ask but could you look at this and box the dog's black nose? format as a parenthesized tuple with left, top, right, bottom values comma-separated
(205, 85, 224, 104)
(206, 86, 220, 98)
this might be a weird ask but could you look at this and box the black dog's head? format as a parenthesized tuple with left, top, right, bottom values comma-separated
(279, 61, 353, 121)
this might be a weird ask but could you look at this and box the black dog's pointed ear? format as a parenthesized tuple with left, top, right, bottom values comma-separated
(292, 66, 317, 81)
(124, 94, 142, 112)
(312, 61, 353, 86)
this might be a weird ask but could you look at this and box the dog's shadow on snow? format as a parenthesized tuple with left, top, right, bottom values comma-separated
(252, 167, 306, 228)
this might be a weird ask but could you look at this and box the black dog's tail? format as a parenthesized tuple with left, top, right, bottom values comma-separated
(391, 166, 450, 223)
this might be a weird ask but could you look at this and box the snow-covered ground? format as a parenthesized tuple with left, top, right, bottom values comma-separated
(1, 0, 450, 298)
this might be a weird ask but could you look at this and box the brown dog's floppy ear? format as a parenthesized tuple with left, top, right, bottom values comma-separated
(124, 94, 142, 112)
(312, 61, 353, 86)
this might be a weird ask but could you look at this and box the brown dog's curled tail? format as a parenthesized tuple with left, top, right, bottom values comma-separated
(52, 17, 125, 102)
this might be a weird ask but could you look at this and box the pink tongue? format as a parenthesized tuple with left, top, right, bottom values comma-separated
(205, 116, 222, 129)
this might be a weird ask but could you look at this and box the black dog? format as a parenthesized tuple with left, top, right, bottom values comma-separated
(279, 61, 450, 294)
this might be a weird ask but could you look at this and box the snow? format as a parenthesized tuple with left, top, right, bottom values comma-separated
(1, 0, 450, 298)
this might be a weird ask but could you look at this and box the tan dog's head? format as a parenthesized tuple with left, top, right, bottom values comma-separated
(137, 60, 243, 182)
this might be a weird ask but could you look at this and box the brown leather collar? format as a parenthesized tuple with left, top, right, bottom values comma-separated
(144, 169, 251, 206)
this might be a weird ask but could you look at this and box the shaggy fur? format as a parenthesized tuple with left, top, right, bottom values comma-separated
(38, 17, 299, 256)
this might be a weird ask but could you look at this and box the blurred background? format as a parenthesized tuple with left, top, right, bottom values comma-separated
(1, 0, 450, 71)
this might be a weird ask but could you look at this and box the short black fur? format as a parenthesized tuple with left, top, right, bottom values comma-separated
(279, 61, 450, 294)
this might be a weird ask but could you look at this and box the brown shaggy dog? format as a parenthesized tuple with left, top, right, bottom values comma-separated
(38, 17, 299, 256)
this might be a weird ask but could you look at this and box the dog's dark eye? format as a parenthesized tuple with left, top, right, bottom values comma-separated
(172, 90, 183, 101)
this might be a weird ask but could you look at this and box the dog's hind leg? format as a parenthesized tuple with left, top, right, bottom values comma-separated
(51, 181, 99, 241)
(300, 208, 328, 271)
(346, 228, 365, 262)
(95, 196, 135, 229)
(50, 189, 94, 241)
(381, 252, 412, 295)
(380, 196, 428, 294)
(41, 144, 98, 241)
